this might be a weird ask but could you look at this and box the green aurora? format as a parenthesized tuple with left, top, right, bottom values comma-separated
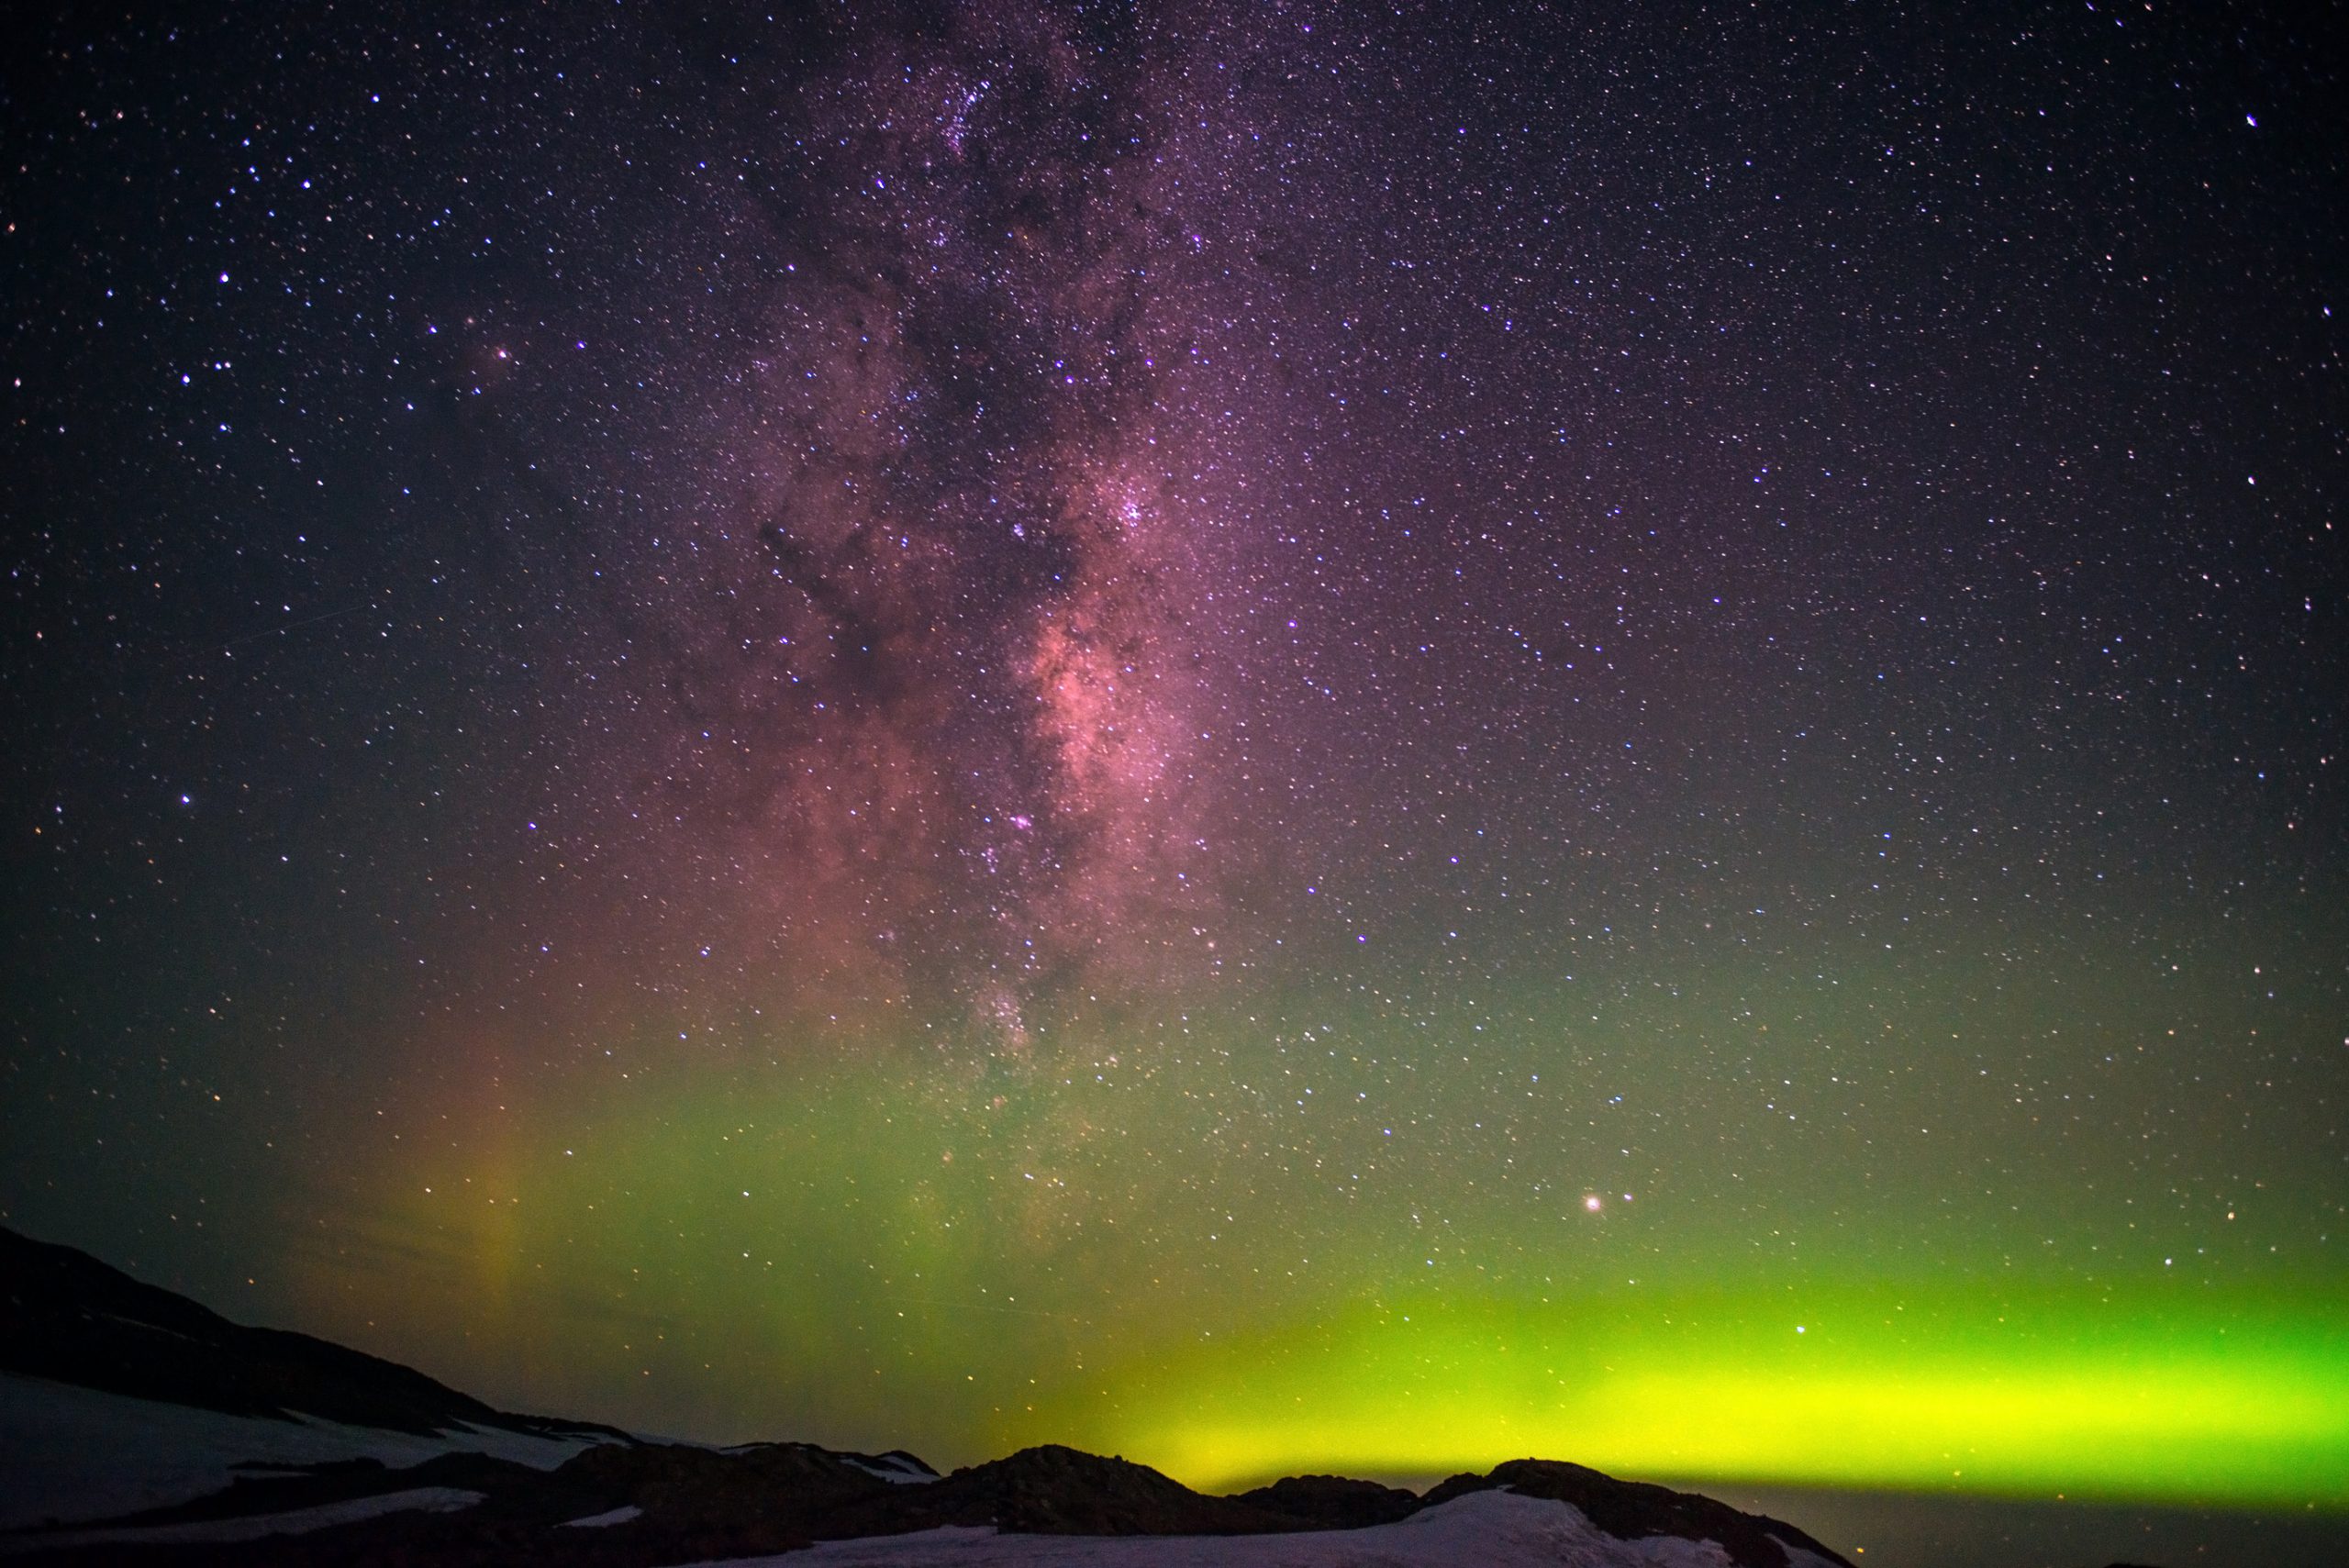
(282, 915, 2347, 1509)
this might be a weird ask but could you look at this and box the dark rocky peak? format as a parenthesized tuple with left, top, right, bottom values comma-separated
(550, 1437, 896, 1523)
(920, 1442, 1299, 1535)
(1230, 1473, 1423, 1529)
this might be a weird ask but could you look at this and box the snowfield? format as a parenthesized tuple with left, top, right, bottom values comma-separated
(685, 1489, 1845, 1568)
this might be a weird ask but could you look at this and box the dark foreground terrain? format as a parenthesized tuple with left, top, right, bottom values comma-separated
(0, 1226, 2188, 1567)
(7, 1439, 1860, 1568)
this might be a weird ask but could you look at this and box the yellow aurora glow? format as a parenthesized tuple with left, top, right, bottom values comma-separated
(1079, 1287, 2349, 1503)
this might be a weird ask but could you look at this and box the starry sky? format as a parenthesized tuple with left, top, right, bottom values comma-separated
(4, 0, 2345, 1530)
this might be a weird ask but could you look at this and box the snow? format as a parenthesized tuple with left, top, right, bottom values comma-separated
(561, 1504, 646, 1528)
(0, 1372, 615, 1530)
(677, 1489, 1849, 1568)
(6, 1486, 483, 1550)
(846, 1453, 941, 1484)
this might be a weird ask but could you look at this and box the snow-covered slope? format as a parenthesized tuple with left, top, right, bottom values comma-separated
(0, 1371, 607, 1530)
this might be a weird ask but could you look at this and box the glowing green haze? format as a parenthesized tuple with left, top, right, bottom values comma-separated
(287, 921, 2349, 1510)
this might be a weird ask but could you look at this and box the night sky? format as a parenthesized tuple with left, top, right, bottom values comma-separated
(5, 0, 2345, 1529)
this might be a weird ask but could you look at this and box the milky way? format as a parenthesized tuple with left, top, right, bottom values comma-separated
(5, 2, 2345, 1554)
(475, 6, 1305, 1036)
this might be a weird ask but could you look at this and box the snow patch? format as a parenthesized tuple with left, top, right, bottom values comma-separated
(847, 1453, 941, 1485)
(561, 1504, 645, 1528)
